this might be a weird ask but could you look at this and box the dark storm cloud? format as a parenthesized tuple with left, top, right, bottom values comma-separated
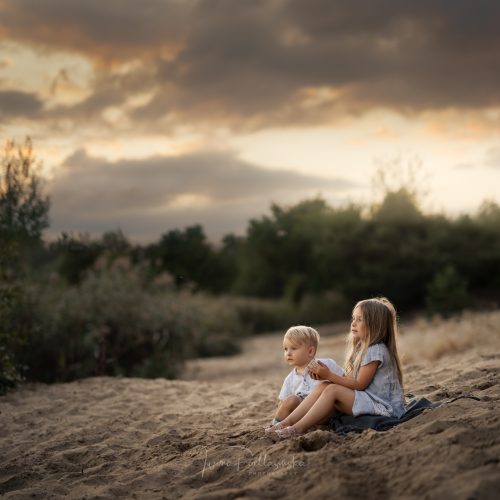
(0, 90, 42, 118)
(0, 0, 190, 60)
(48, 148, 356, 240)
(53, 148, 354, 211)
(47, 197, 271, 243)
(1, 0, 500, 128)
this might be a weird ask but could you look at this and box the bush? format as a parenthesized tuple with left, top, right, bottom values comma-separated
(0, 282, 25, 395)
(0, 138, 50, 392)
(296, 291, 350, 325)
(0, 276, 36, 393)
(227, 292, 349, 335)
(425, 265, 471, 317)
(0, 347, 22, 394)
(18, 259, 245, 383)
(230, 297, 295, 333)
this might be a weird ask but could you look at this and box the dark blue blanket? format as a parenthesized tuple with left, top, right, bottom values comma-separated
(329, 395, 478, 434)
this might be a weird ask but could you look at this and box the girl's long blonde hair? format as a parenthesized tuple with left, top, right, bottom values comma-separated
(344, 297, 404, 388)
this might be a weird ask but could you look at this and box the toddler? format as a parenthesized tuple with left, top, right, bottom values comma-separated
(270, 325, 344, 425)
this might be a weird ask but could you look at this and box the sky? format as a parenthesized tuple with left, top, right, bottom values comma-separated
(1, 0, 500, 242)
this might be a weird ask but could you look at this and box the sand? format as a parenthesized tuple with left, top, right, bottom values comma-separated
(1, 311, 499, 499)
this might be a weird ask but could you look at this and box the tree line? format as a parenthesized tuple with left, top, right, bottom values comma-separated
(45, 191, 500, 313)
(2, 138, 500, 391)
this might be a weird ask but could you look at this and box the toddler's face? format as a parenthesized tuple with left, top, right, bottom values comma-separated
(283, 338, 314, 368)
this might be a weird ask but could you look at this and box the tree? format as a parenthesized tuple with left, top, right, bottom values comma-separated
(234, 198, 335, 299)
(148, 225, 224, 292)
(426, 265, 470, 316)
(371, 188, 423, 222)
(51, 232, 102, 285)
(0, 138, 50, 245)
(371, 153, 429, 210)
(0, 137, 50, 393)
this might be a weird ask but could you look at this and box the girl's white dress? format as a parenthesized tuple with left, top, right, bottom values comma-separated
(352, 343, 405, 418)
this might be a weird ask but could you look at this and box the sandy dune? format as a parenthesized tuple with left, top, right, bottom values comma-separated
(1, 312, 499, 499)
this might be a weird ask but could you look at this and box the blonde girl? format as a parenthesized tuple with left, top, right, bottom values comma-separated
(266, 297, 405, 439)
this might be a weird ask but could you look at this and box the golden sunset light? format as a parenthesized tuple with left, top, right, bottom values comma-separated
(1, 0, 499, 241)
(2, 4, 500, 498)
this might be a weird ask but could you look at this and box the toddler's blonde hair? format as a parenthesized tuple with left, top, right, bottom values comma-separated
(284, 325, 320, 353)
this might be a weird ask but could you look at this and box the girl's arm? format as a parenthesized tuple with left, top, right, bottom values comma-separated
(311, 360, 380, 391)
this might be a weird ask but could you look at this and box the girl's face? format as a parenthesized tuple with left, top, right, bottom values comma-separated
(351, 306, 368, 342)
(283, 338, 314, 368)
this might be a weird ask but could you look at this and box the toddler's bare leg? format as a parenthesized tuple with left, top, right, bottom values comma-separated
(275, 395, 301, 421)
(279, 382, 330, 427)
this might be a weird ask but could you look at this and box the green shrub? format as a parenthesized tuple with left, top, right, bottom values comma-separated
(296, 291, 350, 325)
(230, 297, 296, 333)
(1, 137, 50, 393)
(0, 248, 29, 394)
(227, 292, 349, 335)
(17, 258, 245, 383)
(0, 278, 35, 393)
(0, 283, 26, 395)
(426, 265, 471, 317)
(0, 347, 22, 394)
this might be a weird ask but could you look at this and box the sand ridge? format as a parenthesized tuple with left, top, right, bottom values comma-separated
(1, 313, 499, 499)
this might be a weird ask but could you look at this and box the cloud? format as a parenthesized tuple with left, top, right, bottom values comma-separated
(454, 162, 477, 170)
(1, 0, 500, 130)
(0, 0, 190, 62)
(0, 90, 43, 118)
(47, 148, 357, 241)
(484, 147, 500, 168)
(453, 146, 500, 170)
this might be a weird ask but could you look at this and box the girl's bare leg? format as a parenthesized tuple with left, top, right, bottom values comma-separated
(279, 382, 331, 427)
(293, 384, 355, 433)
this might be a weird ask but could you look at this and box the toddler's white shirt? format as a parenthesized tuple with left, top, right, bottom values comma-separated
(278, 358, 344, 400)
